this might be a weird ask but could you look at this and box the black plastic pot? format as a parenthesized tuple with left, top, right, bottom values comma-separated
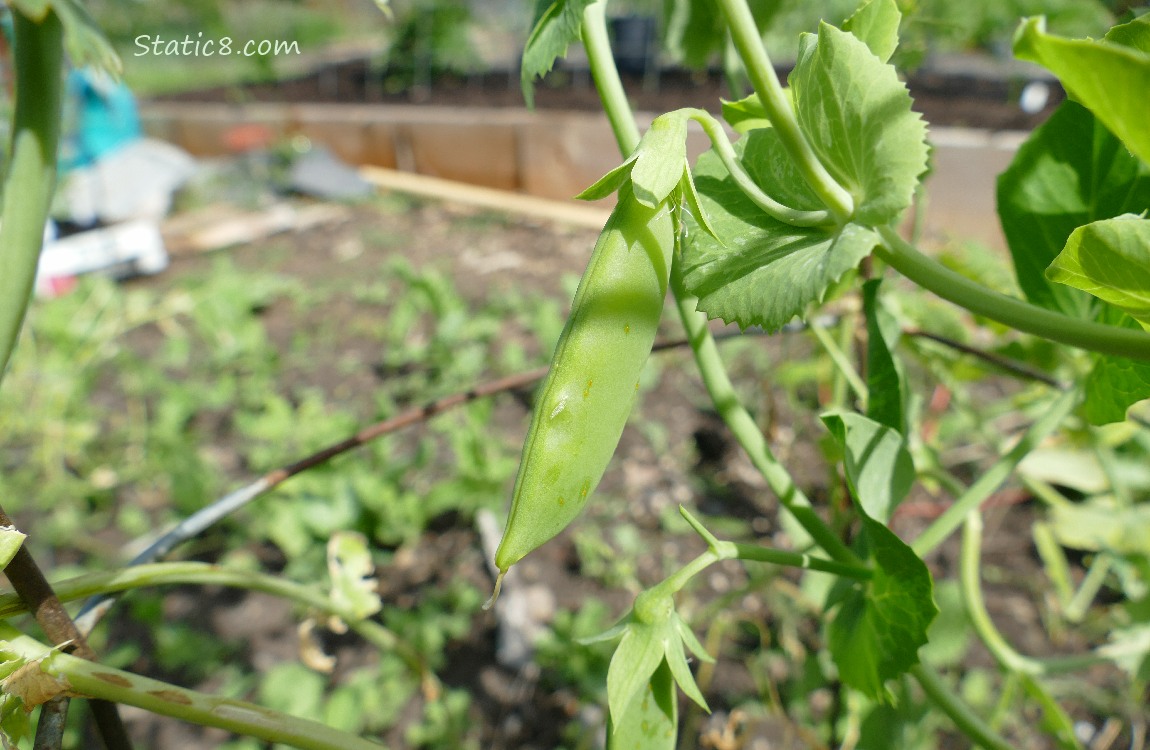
(608, 15, 657, 76)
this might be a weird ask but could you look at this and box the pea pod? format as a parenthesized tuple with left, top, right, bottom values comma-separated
(493, 184, 675, 579)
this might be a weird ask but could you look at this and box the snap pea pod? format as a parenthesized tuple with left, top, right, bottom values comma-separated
(493, 184, 675, 580)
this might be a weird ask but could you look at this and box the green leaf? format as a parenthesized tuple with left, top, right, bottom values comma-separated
(1047, 216, 1150, 330)
(862, 279, 906, 433)
(326, 531, 382, 622)
(663, 634, 708, 712)
(1105, 13, 1150, 55)
(632, 113, 690, 208)
(1083, 350, 1150, 425)
(721, 94, 771, 133)
(842, 0, 901, 63)
(606, 659, 677, 750)
(684, 136, 875, 332)
(520, 0, 595, 109)
(827, 517, 937, 701)
(821, 412, 914, 524)
(789, 22, 928, 226)
(1049, 500, 1150, 556)
(10, 0, 120, 73)
(1014, 16, 1150, 166)
(576, 155, 638, 201)
(607, 622, 667, 730)
(997, 101, 1150, 317)
(0, 529, 26, 570)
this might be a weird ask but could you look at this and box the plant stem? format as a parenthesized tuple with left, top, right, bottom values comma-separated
(960, 512, 1107, 676)
(671, 268, 859, 565)
(1, 561, 440, 698)
(808, 321, 867, 404)
(0, 623, 384, 750)
(910, 664, 1017, 750)
(581, 1, 641, 154)
(0, 10, 64, 384)
(912, 388, 1079, 556)
(730, 543, 871, 579)
(580, 0, 858, 566)
(681, 108, 832, 227)
(877, 226, 1150, 361)
(712, 0, 854, 221)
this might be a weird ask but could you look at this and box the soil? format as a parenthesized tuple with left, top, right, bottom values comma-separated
(53, 193, 1128, 747)
(158, 59, 1066, 132)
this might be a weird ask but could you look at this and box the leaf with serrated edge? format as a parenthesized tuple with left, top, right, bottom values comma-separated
(1014, 17, 1150, 166)
(606, 622, 667, 731)
(521, 0, 596, 108)
(821, 412, 914, 524)
(827, 517, 936, 702)
(842, 0, 901, 63)
(1047, 216, 1150, 330)
(684, 136, 875, 332)
(606, 659, 677, 750)
(790, 22, 928, 226)
(997, 101, 1150, 318)
(633, 113, 690, 208)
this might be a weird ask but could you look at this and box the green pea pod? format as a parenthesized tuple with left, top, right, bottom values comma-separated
(493, 184, 674, 581)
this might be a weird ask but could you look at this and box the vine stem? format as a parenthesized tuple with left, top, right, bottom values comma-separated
(910, 664, 1016, 750)
(911, 387, 1079, 557)
(680, 108, 832, 227)
(0, 622, 383, 750)
(877, 226, 1150, 361)
(960, 511, 1108, 677)
(712, 0, 854, 222)
(581, 0, 859, 568)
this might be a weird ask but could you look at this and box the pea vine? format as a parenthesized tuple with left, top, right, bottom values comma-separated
(503, 0, 1150, 748)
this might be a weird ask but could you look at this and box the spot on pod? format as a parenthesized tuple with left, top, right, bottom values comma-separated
(624, 323, 631, 334)
(583, 378, 593, 399)
(549, 397, 567, 419)
(634, 380, 640, 392)
(580, 480, 590, 499)
(557, 496, 566, 507)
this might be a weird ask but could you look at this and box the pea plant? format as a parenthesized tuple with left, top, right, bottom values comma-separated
(0, 0, 1148, 749)
(491, 0, 1150, 747)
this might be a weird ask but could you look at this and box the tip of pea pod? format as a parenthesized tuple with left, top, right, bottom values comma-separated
(482, 570, 506, 611)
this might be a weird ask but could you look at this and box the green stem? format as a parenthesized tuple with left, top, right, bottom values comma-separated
(580, 0, 857, 566)
(682, 108, 832, 227)
(0, 10, 64, 385)
(912, 388, 1080, 557)
(712, 0, 854, 221)
(672, 267, 859, 566)
(581, 1, 641, 154)
(910, 664, 1017, 750)
(0, 623, 384, 750)
(1065, 553, 1111, 623)
(0, 562, 438, 695)
(730, 542, 871, 579)
(961, 512, 1107, 676)
(877, 226, 1150, 361)
(808, 321, 867, 403)
(679, 506, 870, 579)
